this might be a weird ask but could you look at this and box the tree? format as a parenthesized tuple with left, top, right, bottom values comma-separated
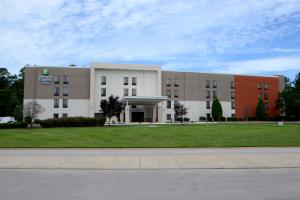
(23, 100, 45, 127)
(173, 101, 187, 122)
(13, 104, 23, 122)
(211, 97, 223, 121)
(276, 73, 300, 119)
(256, 98, 266, 120)
(100, 95, 124, 125)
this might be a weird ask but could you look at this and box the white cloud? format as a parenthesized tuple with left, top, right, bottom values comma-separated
(0, 0, 300, 75)
(222, 56, 300, 74)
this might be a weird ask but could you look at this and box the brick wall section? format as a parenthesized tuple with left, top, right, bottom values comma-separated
(234, 75, 280, 118)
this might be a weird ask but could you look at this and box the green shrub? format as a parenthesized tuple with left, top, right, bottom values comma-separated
(199, 116, 206, 121)
(211, 97, 223, 121)
(175, 117, 183, 122)
(207, 115, 213, 122)
(227, 117, 237, 121)
(39, 117, 106, 128)
(256, 98, 267, 120)
(34, 119, 41, 124)
(221, 116, 226, 121)
(0, 122, 27, 129)
(183, 117, 190, 122)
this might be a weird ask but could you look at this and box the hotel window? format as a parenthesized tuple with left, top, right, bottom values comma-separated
(264, 92, 268, 100)
(231, 101, 235, 109)
(167, 100, 171, 109)
(213, 91, 217, 98)
(206, 101, 210, 109)
(54, 87, 59, 96)
(166, 78, 171, 87)
(101, 76, 106, 85)
(124, 88, 129, 96)
(101, 88, 106, 97)
(132, 77, 137, 86)
(230, 81, 235, 89)
(231, 91, 235, 99)
(63, 87, 68, 96)
(213, 80, 217, 88)
(174, 89, 179, 98)
(265, 103, 269, 110)
(62, 113, 68, 118)
(123, 77, 128, 85)
(258, 92, 262, 99)
(54, 75, 60, 84)
(166, 89, 171, 98)
(167, 114, 172, 120)
(54, 99, 59, 108)
(174, 79, 179, 87)
(258, 82, 262, 90)
(53, 113, 59, 118)
(264, 82, 268, 90)
(205, 80, 210, 88)
(132, 88, 137, 96)
(63, 99, 68, 108)
(206, 90, 210, 98)
(63, 75, 69, 84)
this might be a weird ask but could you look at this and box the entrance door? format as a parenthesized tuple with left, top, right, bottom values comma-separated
(131, 112, 144, 122)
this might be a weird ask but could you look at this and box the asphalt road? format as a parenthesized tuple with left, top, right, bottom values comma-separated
(1, 168, 300, 200)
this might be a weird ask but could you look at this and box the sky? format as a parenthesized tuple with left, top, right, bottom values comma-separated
(0, 0, 300, 79)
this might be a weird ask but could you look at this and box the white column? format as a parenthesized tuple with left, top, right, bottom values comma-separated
(158, 102, 166, 123)
(125, 101, 130, 124)
(152, 104, 157, 122)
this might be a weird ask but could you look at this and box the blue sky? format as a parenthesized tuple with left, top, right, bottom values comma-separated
(0, 0, 300, 79)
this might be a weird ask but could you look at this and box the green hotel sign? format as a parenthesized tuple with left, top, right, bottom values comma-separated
(42, 69, 49, 76)
(39, 69, 52, 84)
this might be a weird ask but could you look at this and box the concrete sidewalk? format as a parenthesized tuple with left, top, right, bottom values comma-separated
(0, 148, 299, 170)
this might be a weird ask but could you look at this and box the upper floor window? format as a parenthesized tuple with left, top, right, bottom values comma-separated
(231, 91, 235, 99)
(230, 81, 235, 89)
(174, 89, 179, 98)
(206, 90, 210, 98)
(213, 91, 217, 98)
(132, 88, 137, 96)
(54, 87, 59, 96)
(213, 80, 217, 88)
(258, 82, 262, 90)
(101, 88, 106, 97)
(54, 75, 60, 84)
(101, 76, 106, 85)
(258, 92, 262, 99)
(206, 101, 210, 109)
(166, 78, 171, 87)
(63, 99, 68, 108)
(63, 87, 68, 96)
(124, 88, 129, 96)
(264, 82, 268, 90)
(265, 103, 269, 110)
(123, 77, 128, 85)
(167, 100, 171, 109)
(132, 77, 137, 86)
(166, 89, 171, 98)
(264, 92, 268, 100)
(231, 101, 235, 109)
(205, 80, 210, 88)
(174, 79, 179, 87)
(63, 75, 69, 84)
(54, 99, 59, 108)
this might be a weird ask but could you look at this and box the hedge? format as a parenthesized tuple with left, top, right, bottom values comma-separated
(0, 122, 27, 129)
(39, 117, 106, 128)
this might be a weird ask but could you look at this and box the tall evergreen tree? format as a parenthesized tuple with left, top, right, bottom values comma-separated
(211, 97, 223, 121)
(256, 98, 266, 120)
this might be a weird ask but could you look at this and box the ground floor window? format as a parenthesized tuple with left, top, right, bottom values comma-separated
(53, 113, 59, 118)
(167, 114, 172, 120)
(62, 113, 68, 118)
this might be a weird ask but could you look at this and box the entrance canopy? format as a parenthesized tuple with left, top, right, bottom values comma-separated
(123, 96, 167, 105)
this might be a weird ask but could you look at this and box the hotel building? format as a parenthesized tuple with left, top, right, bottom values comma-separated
(24, 63, 284, 123)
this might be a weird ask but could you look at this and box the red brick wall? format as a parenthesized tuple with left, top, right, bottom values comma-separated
(234, 75, 280, 118)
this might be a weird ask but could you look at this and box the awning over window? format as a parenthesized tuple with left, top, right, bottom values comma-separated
(123, 96, 167, 105)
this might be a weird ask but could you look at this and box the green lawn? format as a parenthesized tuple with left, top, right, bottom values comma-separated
(0, 124, 299, 148)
